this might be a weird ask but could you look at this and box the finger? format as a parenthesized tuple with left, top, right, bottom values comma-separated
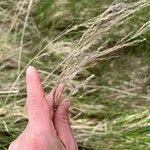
(46, 84, 65, 117)
(26, 66, 50, 129)
(53, 99, 78, 150)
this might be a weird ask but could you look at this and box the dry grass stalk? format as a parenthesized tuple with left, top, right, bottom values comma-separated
(3, 0, 150, 101)
(43, 0, 150, 96)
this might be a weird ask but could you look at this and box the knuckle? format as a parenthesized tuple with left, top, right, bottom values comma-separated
(8, 140, 16, 150)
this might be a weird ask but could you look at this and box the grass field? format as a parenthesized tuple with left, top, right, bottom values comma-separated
(0, 0, 150, 149)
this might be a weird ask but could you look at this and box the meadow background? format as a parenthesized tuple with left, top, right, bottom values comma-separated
(0, 0, 150, 149)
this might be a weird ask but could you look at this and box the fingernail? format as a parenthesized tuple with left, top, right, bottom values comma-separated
(26, 66, 35, 74)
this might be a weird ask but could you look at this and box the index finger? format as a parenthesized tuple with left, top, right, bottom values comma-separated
(26, 66, 50, 129)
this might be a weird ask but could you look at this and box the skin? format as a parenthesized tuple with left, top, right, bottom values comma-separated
(9, 66, 78, 150)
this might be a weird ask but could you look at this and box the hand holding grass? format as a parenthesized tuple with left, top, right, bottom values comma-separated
(9, 66, 78, 150)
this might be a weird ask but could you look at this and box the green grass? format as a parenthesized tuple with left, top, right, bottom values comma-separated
(0, 0, 150, 149)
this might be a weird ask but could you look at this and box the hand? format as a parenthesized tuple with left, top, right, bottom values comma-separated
(9, 66, 78, 150)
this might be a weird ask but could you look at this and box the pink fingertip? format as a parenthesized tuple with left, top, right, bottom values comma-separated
(26, 66, 36, 75)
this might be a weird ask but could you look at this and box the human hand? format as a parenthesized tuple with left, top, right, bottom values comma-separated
(9, 66, 78, 150)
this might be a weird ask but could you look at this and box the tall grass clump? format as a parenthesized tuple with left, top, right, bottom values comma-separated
(0, 0, 150, 149)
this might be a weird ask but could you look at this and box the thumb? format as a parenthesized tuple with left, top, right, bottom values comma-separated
(53, 99, 78, 150)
